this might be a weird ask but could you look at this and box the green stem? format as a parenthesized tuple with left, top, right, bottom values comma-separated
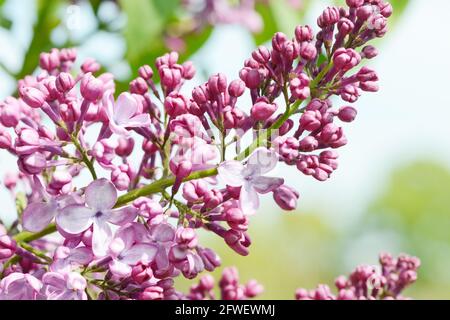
(71, 135, 97, 180)
(14, 224, 57, 243)
(19, 242, 52, 263)
(115, 168, 218, 207)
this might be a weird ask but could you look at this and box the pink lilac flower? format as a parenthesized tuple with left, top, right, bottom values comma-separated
(22, 176, 81, 232)
(104, 92, 151, 136)
(108, 234, 157, 278)
(56, 179, 138, 256)
(218, 148, 283, 214)
(0, 273, 43, 300)
(41, 272, 87, 300)
(295, 253, 421, 300)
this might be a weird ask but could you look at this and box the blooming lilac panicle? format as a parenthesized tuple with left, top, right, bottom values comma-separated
(295, 253, 420, 300)
(0, 0, 409, 300)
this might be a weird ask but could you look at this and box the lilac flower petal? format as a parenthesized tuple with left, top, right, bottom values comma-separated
(150, 223, 175, 242)
(56, 205, 94, 235)
(120, 244, 158, 265)
(22, 201, 58, 232)
(109, 121, 131, 137)
(252, 176, 284, 194)
(92, 219, 112, 257)
(85, 178, 117, 211)
(106, 206, 138, 226)
(239, 183, 259, 215)
(42, 272, 65, 289)
(218, 160, 245, 187)
(125, 114, 151, 128)
(69, 247, 93, 265)
(247, 147, 278, 175)
(109, 260, 132, 278)
(114, 93, 138, 125)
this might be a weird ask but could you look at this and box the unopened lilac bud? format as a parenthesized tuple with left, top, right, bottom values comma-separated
(272, 32, 288, 52)
(239, 68, 261, 89)
(0, 235, 16, 260)
(300, 42, 318, 61)
(281, 41, 300, 61)
(245, 280, 264, 298)
(164, 92, 188, 117)
(320, 123, 347, 148)
(300, 110, 322, 131)
(182, 61, 196, 80)
(273, 185, 300, 211)
(20, 87, 46, 108)
(0, 128, 12, 149)
(379, 2, 393, 18)
(337, 18, 354, 35)
(192, 85, 209, 105)
(346, 0, 364, 8)
(290, 74, 311, 100)
(140, 286, 164, 300)
(170, 160, 192, 179)
(182, 180, 208, 202)
(198, 248, 221, 272)
(251, 97, 277, 121)
(333, 48, 361, 72)
(203, 189, 223, 209)
(299, 136, 319, 152)
(279, 118, 294, 136)
(130, 77, 148, 95)
(356, 5, 373, 20)
(80, 73, 103, 102)
(361, 45, 378, 59)
(340, 84, 361, 103)
(116, 137, 135, 157)
(360, 81, 379, 92)
(49, 171, 72, 189)
(160, 67, 182, 90)
(295, 25, 314, 42)
(176, 227, 198, 248)
(208, 73, 227, 96)
(111, 164, 133, 191)
(56, 72, 75, 93)
(59, 48, 77, 62)
(335, 276, 348, 290)
(338, 289, 355, 300)
(39, 49, 60, 71)
(138, 65, 154, 80)
(228, 79, 246, 98)
(19, 152, 46, 174)
(252, 46, 271, 64)
(81, 58, 101, 74)
(317, 7, 340, 28)
(338, 106, 357, 122)
(0, 98, 20, 127)
(199, 275, 215, 291)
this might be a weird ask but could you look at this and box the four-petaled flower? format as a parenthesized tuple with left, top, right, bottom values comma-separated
(56, 179, 137, 257)
(104, 92, 151, 136)
(218, 148, 284, 215)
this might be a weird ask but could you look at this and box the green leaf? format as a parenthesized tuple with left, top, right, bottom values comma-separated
(119, 0, 165, 70)
(253, 0, 311, 45)
(389, 0, 410, 24)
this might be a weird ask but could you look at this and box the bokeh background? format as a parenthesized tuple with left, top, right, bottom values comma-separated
(0, 0, 449, 299)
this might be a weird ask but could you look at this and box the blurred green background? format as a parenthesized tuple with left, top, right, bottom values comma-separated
(0, 0, 449, 299)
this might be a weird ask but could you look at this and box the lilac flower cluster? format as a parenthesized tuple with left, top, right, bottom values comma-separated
(187, 267, 263, 300)
(0, 0, 404, 300)
(295, 253, 421, 300)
